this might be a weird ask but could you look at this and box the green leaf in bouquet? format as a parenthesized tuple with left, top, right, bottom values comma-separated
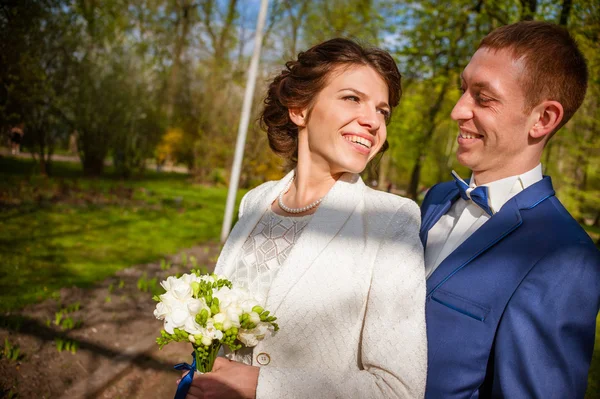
(251, 306, 264, 314)
(195, 308, 209, 327)
(191, 281, 200, 297)
(210, 297, 220, 315)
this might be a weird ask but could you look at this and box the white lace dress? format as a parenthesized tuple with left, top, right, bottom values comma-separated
(228, 208, 312, 364)
(232, 208, 312, 305)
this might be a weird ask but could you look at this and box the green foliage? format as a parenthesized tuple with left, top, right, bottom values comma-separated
(137, 273, 161, 296)
(2, 338, 21, 362)
(181, 252, 188, 268)
(54, 338, 79, 354)
(156, 328, 188, 349)
(53, 302, 83, 331)
(160, 258, 172, 271)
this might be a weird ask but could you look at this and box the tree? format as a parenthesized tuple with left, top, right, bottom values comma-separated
(0, 0, 77, 175)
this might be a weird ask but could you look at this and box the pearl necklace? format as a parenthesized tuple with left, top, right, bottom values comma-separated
(277, 176, 324, 214)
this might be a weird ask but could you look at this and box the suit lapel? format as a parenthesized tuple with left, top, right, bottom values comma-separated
(420, 188, 460, 245)
(265, 173, 364, 313)
(215, 171, 294, 277)
(426, 176, 555, 297)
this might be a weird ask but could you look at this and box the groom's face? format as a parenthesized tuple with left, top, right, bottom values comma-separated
(450, 48, 540, 183)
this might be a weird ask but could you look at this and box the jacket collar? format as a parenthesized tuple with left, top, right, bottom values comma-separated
(216, 171, 365, 312)
(215, 170, 295, 278)
(426, 176, 555, 297)
(420, 185, 460, 245)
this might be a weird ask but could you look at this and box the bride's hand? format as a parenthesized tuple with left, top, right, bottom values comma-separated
(185, 357, 259, 399)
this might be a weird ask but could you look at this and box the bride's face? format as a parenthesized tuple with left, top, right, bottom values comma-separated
(292, 65, 390, 175)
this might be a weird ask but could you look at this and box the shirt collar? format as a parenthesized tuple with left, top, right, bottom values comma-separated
(469, 164, 543, 213)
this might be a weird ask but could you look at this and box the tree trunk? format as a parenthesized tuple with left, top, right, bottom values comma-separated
(520, 0, 537, 20)
(83, 155, 105, 177)
(407, 79, 450, 199)
(378, 152, 390, 189)
(559, 0, 572, 26)
(38, 154, 48, 176)
(166, 1, 194, 121)
(408, 153, 424, 200)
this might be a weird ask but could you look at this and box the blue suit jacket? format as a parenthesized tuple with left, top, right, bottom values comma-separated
(421, 176, 600, 398)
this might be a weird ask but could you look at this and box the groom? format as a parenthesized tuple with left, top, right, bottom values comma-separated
(420, 21, 600, 398)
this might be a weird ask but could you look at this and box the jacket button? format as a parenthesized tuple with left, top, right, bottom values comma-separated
(256, 352, 271, 365)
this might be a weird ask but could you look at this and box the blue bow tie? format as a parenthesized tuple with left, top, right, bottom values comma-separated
(451, 171, 494, 216)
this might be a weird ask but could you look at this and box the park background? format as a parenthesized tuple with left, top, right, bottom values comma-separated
(1, 0, 599, 397)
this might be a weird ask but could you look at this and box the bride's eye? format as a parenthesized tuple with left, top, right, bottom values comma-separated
(377, 108, 390, 119)
(343, 95, 360, 102)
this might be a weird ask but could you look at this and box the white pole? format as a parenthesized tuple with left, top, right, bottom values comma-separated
(220, 0, 269, 243)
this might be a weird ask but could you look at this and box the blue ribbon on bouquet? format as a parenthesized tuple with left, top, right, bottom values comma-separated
(173, 352, 197, 399)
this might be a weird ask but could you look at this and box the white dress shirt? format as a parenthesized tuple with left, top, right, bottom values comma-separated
(425, 164, 543, 279)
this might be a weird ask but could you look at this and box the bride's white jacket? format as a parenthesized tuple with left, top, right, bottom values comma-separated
(215, 171, 427, 398)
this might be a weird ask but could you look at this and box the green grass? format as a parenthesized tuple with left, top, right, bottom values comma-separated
(0, 156, 245, 311)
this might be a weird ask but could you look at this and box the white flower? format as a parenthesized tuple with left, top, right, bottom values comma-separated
(213, 312, 227, 325)
(159, 275, 193, 301)
(223, 319, 233, 330)
(155, 274, 208, 335)
(201, 335, 212, 346)
(187, 298, 207, 315)
(213, 286, 233, 307)
(189, 335, 196, 343)
(240, 299, 259, 314)
(184, 317, 204, 335)
(162, 305, 190, 334)
(248, 311, 261, 325)
(153, 302, 169, 319)
(226, 307, 242, 327)
(205, 320, 224, 340)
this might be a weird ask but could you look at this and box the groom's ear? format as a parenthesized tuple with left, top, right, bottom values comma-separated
(529, 100, 563, 140)
(289, 108, 307, 128)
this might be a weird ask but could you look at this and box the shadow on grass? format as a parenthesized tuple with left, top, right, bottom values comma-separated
(0, 315, 168, 370)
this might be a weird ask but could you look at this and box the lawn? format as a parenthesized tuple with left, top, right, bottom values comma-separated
(0, 156, 245, 311)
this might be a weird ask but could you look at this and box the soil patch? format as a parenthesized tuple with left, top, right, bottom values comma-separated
(0, 243, 221, 398)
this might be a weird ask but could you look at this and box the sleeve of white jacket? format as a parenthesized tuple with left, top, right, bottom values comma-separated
(238, 191, 248, 219)
(256, 201, 428, 399)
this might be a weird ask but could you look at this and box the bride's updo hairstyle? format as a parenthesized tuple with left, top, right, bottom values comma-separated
(260, 38, 401, 166)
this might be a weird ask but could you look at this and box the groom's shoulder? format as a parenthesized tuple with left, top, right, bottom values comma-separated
(421, 180, 455, 206)
(427, 181, 456, 197)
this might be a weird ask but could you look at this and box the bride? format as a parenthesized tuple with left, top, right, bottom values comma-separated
(183, 38, 427, 399)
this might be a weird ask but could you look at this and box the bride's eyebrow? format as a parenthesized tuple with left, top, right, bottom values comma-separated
(338, 88, 365, 96)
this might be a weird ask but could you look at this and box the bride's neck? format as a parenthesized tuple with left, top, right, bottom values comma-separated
(292, 166, 341, 204)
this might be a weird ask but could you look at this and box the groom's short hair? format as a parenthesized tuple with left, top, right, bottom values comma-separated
(479, 21, 588, 132)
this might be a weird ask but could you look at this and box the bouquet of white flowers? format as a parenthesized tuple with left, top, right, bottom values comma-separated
(153, 271, 279, 398)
